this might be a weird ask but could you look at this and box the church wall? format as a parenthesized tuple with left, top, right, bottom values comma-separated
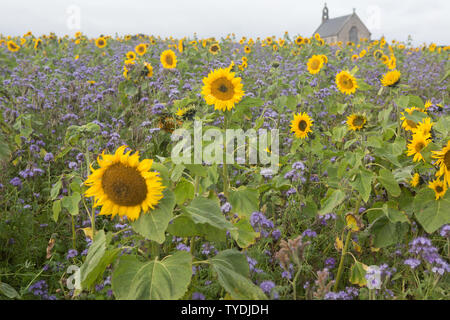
(337, 15, 371, 43)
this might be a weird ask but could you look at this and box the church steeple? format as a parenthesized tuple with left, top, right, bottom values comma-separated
(322, 3, 329, 22)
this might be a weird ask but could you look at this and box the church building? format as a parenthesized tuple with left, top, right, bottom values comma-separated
(313, 4, 371, 44)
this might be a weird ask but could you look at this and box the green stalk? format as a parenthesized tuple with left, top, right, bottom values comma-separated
(334, 196, 361, 291)
(85, 141, 95, 236)
(71, 215, 76, 250)
(222, 113, 230, 198)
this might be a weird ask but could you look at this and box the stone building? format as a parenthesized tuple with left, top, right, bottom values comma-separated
(313, 4, 371, 44)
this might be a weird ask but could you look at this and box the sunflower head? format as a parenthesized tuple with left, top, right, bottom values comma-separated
(290, 113, 313, 139)
(244, 46, 251, 54)
(209, 43, 221, 55)
(432, 140, 450, 188)
(428, 178, 447, 200)
(406, 131, 431, 163)
(400, 107, 426, 132)
(307, 55, 324, 74)
(347, 114, 367, 131)
(336, 70, 358, 95)
(135, 43, 147, 56)
(409, 173, 420, 187)
(201, 67, 244, 112)
(95, 37, 107, 48)
(126, 51, 136, 60)
(143, 62, 153, 78)
(295, 36, 304, 46)
(413, 117, 434, 136)
(84, 146, 165, 221)
(7, 40, 20, 52)
(160, 49, 177, 69)
(381, 70, 401, 87)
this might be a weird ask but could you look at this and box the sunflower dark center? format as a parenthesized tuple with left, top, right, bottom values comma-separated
(353, 116, 365, 127)
(211, 77, 234, 100)
(298, 120, 308, 131)
(211, 45, 218, 52)
(311, 60, 320, 69)
(444, 150, 450, 170)
(219, 84, 228, 93)
(165, 55, 173, 65)
(102, 163, 147, 207)
(406, 120, 417, 129)
(415, 142, 425, 153)
(436, 185, 443, 193)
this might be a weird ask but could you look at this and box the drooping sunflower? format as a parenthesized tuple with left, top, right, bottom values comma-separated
(428, 178, 447, 200)
(84, 146, 165, 221)
(400, 107, 426, 132)
(387, 56, 396, 69)
(201, 67, 244, 112)
(33, 38, 42, 50)
(335, 70, 358, 95)
(320, 54, 328, 64)
(290, 113, 313, 139)
(306, 55, 324, 75)
(406, 132, 431, 162)
(432, 140, 450, 187)
(135, 43, 147, 56)
(160, 49, 177, 69)
(209, 43, 221, 55)
(126, 51, 136, 60)
(380, 70, 401, 87)
(7, 40, 20, 52)
(409, 173, 420, 187)
(95, 37, 107, 48)
(347, 114, 367, 131)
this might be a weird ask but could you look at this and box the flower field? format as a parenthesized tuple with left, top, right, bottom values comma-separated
(0, 32, 449, 300)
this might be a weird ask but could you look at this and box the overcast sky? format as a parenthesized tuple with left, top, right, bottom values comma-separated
(1, 0, 449, 45)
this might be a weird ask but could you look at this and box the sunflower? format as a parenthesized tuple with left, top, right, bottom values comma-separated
(347, 114, 367, 131)
(400, 107, 426, 132)
(336, 70, 358, 95)
(209, 43, 221, 55)
(272, 44, 278, 51)
(387, 56, 396, 69)
(7, 40, 20, 52)
(409, 173, 420, 187)
(295, 36, 304, 45)
(359, 50, 366, 58)
(95, 37, 107, 48)
(175, 106, 196, 120)
(307, 55, 324, 74)
(290, 113, 313, 139)
(432, 140, 450, 187)
(351, 54, 359, 62)
(135, 43, 146, 56)
(380, 70, 401, 87)
(160, 49, 177, 69)
(126, 51, 136, 60)
(84, 146, 165, 221)
(244, 45, 251, 54)
(320, 55, 328, 64)
(413, 117, 434, 136)
(373, 49, 383, 59)
(201, 67, 244, 112)
(428, 178, 447, 200)
(406, 132, 431, 162)
(34, 38, 42, 50)
(265, 37, 273, 45)
(144, 62, 153, 78)
(423, 100, 432, 111)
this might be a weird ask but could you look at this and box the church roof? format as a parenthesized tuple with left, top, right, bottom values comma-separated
(314, 14, 353, 38)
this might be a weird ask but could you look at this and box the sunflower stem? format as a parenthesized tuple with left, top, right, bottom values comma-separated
(223, 113, 230, 198)
(71, 215, 76, 250)
(334, 196, 361, 292)
(84, 141, 95, 236)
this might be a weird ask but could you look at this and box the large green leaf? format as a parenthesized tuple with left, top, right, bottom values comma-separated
(370, 217, 409, 248)
(229, 218, 259, 249)
(174, 178, 195, 205)
(166, 214, 227, 242)
(414, 188, 450, 233)
(350, 169, 373, 202)
(229, 186, 259, 218)
(131, 189, 176, 244)
(112, 251, 192, 300)
(319, 189, 346, 215)
(79, 230, 120, 290)
(378, 168, 401, 197)
(183, 197, 234, 231)
(210, 250, 266, 300)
